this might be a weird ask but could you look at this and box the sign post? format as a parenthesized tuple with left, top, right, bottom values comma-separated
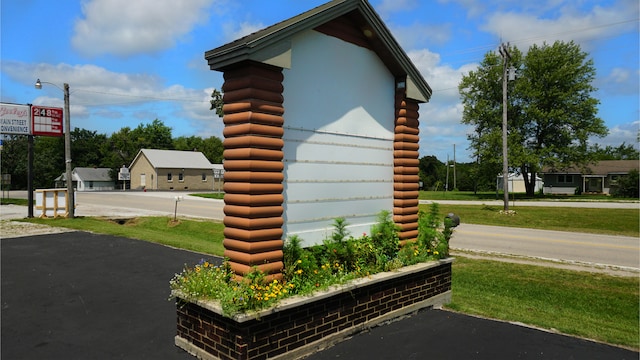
(118, 166, 130, 190)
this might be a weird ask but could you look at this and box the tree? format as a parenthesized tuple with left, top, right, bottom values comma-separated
(34, 136, 65, 188)
(210, 89, 224, 118)
(613, 169, 639, 198)
(103, 119, 174, 171)
(131, 119, 173, 150)
(460, 41, 607, 196)
(418, 155, 444, 190)
(590, 142, 640, 160)
(71, 128, 109, 168)
(1, 135, 29, 189)
(173, 135, 223, 164)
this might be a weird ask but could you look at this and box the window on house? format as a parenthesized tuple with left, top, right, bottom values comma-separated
(610, 175, 619, 185)
(179, 172, 184, 181)
(167, 173, 173, 181)
(558, 175, 573, 183)
(202, 173, 207, 181)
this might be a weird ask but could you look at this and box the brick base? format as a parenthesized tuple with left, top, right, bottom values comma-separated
(175, 259, 452, 360)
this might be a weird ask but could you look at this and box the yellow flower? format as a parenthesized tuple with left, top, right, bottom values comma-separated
(434, 251, 439, 255)
(297, 260, 302, 264)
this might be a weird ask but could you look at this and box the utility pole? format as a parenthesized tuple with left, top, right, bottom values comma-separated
(499, 43, 511, 211)
(453, 144, 456, 190)
(63, 83, 74, 218)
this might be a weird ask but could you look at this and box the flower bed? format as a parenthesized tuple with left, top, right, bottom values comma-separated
(174, 258, 452, 360)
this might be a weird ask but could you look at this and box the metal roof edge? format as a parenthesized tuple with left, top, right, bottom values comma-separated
(204, 0, 431, 102)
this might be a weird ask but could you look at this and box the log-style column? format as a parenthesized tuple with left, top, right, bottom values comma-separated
(221, 62, 285, 281)
(393, 90, 420, 244)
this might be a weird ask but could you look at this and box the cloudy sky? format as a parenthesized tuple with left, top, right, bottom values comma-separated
(1, 0, 638, 162)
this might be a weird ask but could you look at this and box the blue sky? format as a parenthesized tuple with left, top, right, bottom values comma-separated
(1, 0, 638, 163)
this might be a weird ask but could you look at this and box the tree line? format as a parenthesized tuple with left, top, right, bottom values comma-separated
(1, 119, 223, 190)
(418, 142, 638, 193)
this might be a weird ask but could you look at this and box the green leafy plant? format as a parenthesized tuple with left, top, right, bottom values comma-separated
(170, 209, 453, 317)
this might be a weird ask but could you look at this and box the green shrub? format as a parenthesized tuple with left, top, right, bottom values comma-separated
(170, 208, 453, 317)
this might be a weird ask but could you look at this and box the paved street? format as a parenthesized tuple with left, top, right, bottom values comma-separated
(2, 191, 638, 272)
(451, 223, 639, 271)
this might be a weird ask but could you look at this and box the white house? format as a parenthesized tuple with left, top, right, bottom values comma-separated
(496, 173, 543, 193)
(55, 167, 115, 191)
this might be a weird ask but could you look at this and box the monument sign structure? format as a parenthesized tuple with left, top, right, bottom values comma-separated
(205, 0, 432, 280)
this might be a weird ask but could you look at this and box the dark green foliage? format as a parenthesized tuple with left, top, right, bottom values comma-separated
(613, 169, 639, 198)
(282, 209, 452, 293)
(590, 142, 640, 160)
(370, 210, 400, 260)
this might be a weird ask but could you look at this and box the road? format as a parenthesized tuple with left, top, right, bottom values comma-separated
(451, 223, 639, 270)
(75, 191, 225, 220)
(4, 191, 638, 272)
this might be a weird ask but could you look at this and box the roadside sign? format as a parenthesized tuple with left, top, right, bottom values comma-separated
(32, 106, 63, 137)
(118, 166, 130, 181)
(0, 103, 31, 135)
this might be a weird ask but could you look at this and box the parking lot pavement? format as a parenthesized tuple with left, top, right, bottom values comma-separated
(1, 231, 221, 360)
(3, 232, 637, 359)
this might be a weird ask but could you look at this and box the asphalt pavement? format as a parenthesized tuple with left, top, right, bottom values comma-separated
(2, 231, 637, 359)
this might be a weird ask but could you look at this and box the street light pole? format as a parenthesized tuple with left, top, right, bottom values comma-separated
(35, 79, 74, 218)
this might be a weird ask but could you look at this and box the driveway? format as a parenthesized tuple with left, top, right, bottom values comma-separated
(2, 232, 636, 359)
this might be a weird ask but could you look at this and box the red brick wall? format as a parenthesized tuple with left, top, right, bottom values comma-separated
(176, 260, 452, 360)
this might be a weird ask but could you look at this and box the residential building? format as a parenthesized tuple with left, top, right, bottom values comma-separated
(129, 149, 217, 191)
(541, 160, 639, 195)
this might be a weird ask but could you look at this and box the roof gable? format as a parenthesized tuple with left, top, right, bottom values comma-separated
(543, 160, 639, 175)
(204, 0, 431, 103)
(130, 149, 213, 169)
(73, 167, 113, 181)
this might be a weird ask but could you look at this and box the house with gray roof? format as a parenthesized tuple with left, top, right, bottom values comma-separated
(55, 167, 115, 191)
(541, 160, 639, 195)
(128, 149, 220, 190)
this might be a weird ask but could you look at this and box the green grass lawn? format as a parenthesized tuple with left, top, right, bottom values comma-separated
(426, 204, 639, 237)
(22, 216, 225, 255)
(420, 190, 631, 202)
(447, 257, 639, 349)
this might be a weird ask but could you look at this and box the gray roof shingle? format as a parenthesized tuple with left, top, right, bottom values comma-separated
(132, 149, 213, 169)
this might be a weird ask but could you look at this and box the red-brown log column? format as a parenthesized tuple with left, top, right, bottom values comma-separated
(221, 61, 285, 281)
(393, 91, 420, 244)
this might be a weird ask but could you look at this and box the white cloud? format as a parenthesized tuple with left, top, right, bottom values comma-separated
(375, 0, 419, 18)
(598, 68, 640, 96)
(222, 21, 266, 42)
(404, 48, 480, 161)
(389, 22, 452, 49)
(591, 121, 640, 149)
(480, 1, 638, 52)
(72, 0, 216, 57)
(2, 60, 215, 133)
